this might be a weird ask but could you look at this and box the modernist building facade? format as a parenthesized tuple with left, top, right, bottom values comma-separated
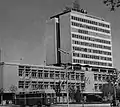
(0, 7, 116, 103)
(46, 8, 113, 68)
(0, 62, 116, 102)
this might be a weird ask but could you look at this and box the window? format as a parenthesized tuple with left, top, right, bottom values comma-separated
(44, 71, 49, 78)
(50, 71, 54, 79)
(94, 84, 98, 91)
(55, 71, 60, 79)
(108, 63, 112, 67)
(61, 73, 65, 79)
(92, 68, 99, 72)
(32, 81, 37, 90)
(50, 82, 54, 89)
(18, 70, 23, 76)
(78, 29, 88, 34)
(81, 73, 85, 81)
(106, 75, 109, 80)
(99, 84, 102, 91)
(100, 69, 106, 73)
(18, 81, 24, 88)
(38, 72, 43, 79)
(98, 74, 102, 81)
(44, 82, 48, 89)
(61, 84, 65, 90)
(38, 82, 43, 89)
(71, 74, 75, 80)
(108, 70, 114, 73)
(81, 83, 85, 91)
(76, 73, 80, 80)
(25, 71, 29, 77)
(102, 75, 106, 81)
(19, 65, 24, 69)
(25, 81, 30, 88)
(31, 72, 37, 78)
(25, 66, 31, 72)
(94, 74, 98, 81)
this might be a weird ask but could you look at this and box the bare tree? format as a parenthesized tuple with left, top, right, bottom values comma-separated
(103, 0, 120, 11)
(68, 84, 76, 102)
(9, 85, 18, 104)
(9, 85, 17, 93)
(74, 86, 82, 103)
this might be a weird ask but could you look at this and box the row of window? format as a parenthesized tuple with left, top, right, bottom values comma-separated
(18, 81, 105, 92)
(72, 34, 111, 44)
(73, 52, 112, 61)
(18, 70, 85, 81)
(73, 59, 112, 67)
(18, 65, 101, 74)
(72, 22, 110, 34)
(76, 29, 110, 39)
(18, 81, 85, 90)
(71, 16, 110, 28)
(73, 46, 112, 56)
(72, 40, 111, 50)
(94, 74, 111, 81)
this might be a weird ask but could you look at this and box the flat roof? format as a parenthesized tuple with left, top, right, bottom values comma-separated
(50, 9, 106, 22)
(2, 62, 116, 70)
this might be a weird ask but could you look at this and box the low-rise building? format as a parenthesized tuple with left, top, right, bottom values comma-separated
(0, 62, 116, 103)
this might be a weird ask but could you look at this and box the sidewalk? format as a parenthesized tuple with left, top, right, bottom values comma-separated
(0, 104, 20, 107)
(54, 103, 111, 107)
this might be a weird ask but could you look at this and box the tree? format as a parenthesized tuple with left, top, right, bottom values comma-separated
(101, 82, 114, 97)
(68, 84, 76, 102)
(103, 0, 120, 11)
(53, 81, 61, 103)
(116, 87, 120, 99)
(0, 88, 4, 105)
(101, 73, 118, 102)
(74, 86, 81, 103)
(9, 85, 18, 104)
(9, 85, 17, 93)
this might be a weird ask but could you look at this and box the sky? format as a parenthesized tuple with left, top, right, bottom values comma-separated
(0, 0, 120, 70)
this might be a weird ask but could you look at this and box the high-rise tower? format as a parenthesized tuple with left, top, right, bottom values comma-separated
(45, 8, 113, 68)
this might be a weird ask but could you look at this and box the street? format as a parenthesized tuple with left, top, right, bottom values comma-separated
(0, 103, 112, 107)
(52, 104, 111, 107)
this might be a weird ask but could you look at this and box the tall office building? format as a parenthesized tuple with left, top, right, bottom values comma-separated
(45, 8, 113, 68)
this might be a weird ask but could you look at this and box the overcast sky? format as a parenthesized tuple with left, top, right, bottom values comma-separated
(0, 0, 120, 70)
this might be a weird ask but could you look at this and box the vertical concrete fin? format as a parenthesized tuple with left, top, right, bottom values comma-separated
(0, 49, 3, 89)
